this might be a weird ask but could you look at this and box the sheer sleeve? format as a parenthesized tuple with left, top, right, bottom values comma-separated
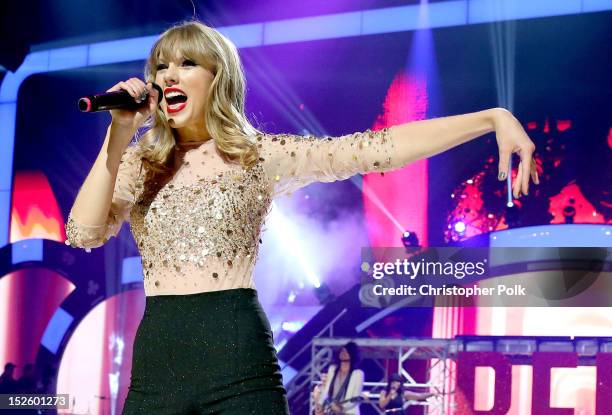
(257, 127, 404, 197)
(64, 145, 143, 252)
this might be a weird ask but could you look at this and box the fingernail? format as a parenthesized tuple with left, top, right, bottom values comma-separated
(498, 172, 506, 180)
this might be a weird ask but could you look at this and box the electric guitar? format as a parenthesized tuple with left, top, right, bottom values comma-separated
(321, 395, 367, 414)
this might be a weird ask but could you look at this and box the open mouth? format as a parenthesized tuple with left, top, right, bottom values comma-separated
(164, 88, 188, 114)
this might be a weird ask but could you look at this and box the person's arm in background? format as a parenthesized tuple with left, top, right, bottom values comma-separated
(404, 390, 437, 401)
(378, 389, 391, 409)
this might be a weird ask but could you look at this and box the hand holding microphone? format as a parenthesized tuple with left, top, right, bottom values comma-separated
(79, 78, 163, 132)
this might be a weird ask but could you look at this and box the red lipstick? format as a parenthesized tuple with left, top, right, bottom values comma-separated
(164, 87, 188, 114)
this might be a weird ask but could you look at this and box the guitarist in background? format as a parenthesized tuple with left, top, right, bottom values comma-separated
(315, 341, 364, 414)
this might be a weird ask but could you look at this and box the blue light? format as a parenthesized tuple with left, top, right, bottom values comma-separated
(490, 224, 612, 247)
(277, 358, 298, 386)
(218, 23, 264, 48)
(0, 102, 16, 246)
(88, 36, 156, 66)
(121, 256, 143, 284)
(0, 102, 17, 186)
(49, 45, 88, 71)
(584, 0, 612, 12)
(0, 190, 10, 247)
(265, 12, 361, 45)
(11, 238, 44, 264)
(469, 0, 581, 24)
(363, 2, 466, 35)
(41, 307, 74, 354)
(0, 51, 50, 103)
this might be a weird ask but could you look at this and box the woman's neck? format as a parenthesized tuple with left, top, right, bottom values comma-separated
(175, 139, 210, 149)
(176, 137, 211, 145)
(174, 123, 212, 145)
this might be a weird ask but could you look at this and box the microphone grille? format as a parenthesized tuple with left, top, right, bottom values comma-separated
(78, 97, 92, 112)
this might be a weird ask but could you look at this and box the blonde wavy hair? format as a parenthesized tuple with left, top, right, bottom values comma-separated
(136, 20, 261, 174)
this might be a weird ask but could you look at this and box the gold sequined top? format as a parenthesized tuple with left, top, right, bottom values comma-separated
(65, 128, 403, 296)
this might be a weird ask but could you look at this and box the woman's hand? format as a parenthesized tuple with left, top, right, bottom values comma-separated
(106, 78, 160, 133)
(492, 108, 540, 198)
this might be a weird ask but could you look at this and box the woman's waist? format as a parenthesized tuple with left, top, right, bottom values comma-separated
(143, 255, 255, 276)
(139, 257, 256, 300)
(142, 258, 254, 289)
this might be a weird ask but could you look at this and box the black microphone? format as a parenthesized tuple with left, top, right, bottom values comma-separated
(78, 82, 164, 112)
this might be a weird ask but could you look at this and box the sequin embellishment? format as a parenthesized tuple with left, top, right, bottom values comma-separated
(64, 128, 401, 295)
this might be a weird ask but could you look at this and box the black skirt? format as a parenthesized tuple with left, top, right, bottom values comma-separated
(122, 287, 290, 415)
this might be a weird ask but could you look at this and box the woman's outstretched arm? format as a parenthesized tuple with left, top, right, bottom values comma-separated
(259, 107, 538, 198)
(404, 390, 437, 401)
(387, 107, 537, 198)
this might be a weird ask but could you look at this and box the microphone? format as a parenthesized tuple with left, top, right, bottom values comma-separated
(78, 82, 164, 113)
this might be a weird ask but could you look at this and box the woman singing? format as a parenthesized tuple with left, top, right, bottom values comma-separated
(378, 373, 437, 414)
(64, 19, 538, 415)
